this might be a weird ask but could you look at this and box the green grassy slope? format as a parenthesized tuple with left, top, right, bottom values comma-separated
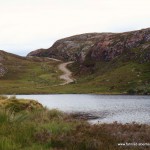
(62, 44, 150, 95)
(41, 43, 150, 95)
(0, 51, 63, 94)
(43, 62, 149, 95)
(67, 62, 150, 94)
(0, 47, 149, 94)
(47, 47, 150, 95)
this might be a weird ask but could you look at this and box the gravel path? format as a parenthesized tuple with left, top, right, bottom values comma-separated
(58, 61, 74, 85)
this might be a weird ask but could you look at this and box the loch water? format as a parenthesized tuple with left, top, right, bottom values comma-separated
(16, 94, 150, 124)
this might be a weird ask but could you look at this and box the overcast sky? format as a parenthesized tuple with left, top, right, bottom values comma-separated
(0, 0, 150, 56)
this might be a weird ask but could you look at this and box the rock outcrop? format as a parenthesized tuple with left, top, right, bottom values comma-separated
(27, 28, 150, 64)
(0, 51, 7, 77)
(0, 64, 7, 77)
(88, 28, 150, 62)
(0, 50, 26, 77)
(27, 33, 113, 62)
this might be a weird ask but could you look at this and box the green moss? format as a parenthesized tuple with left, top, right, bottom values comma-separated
(0, 96, 43, 112)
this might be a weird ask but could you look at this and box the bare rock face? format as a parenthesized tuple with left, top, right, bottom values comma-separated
(0, 63, 7, 77)
(0, 56, 3, 62)
(0, 51, 7, 77)
(27, 49, 47, 57)
(27, 28, 150, 63)
(0, 51, 4, 62)
(89, 28, 150, 62)
(27, 33, 113, 62)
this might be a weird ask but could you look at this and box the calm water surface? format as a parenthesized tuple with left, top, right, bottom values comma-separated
(16, 95, 150, 124)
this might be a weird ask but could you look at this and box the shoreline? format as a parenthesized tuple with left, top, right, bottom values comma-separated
(3, 93, 150, 95)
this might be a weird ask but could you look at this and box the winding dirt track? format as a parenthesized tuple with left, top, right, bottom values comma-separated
(58, 61, 74, 85)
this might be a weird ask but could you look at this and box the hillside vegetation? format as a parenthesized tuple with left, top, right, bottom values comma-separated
(0, 96, 150, 150)
(27, 28, 150, 95)
(0, 51, 63, 94)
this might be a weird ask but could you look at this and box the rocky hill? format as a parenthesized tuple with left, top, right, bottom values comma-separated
(27, 28, 150, 64)
(27, 28, 150, 94)
(27, 33, 113, 62)
(0, 51, 7, 77)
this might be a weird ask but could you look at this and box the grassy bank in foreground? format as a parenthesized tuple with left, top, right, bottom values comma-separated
(0, 96, 150, 150)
